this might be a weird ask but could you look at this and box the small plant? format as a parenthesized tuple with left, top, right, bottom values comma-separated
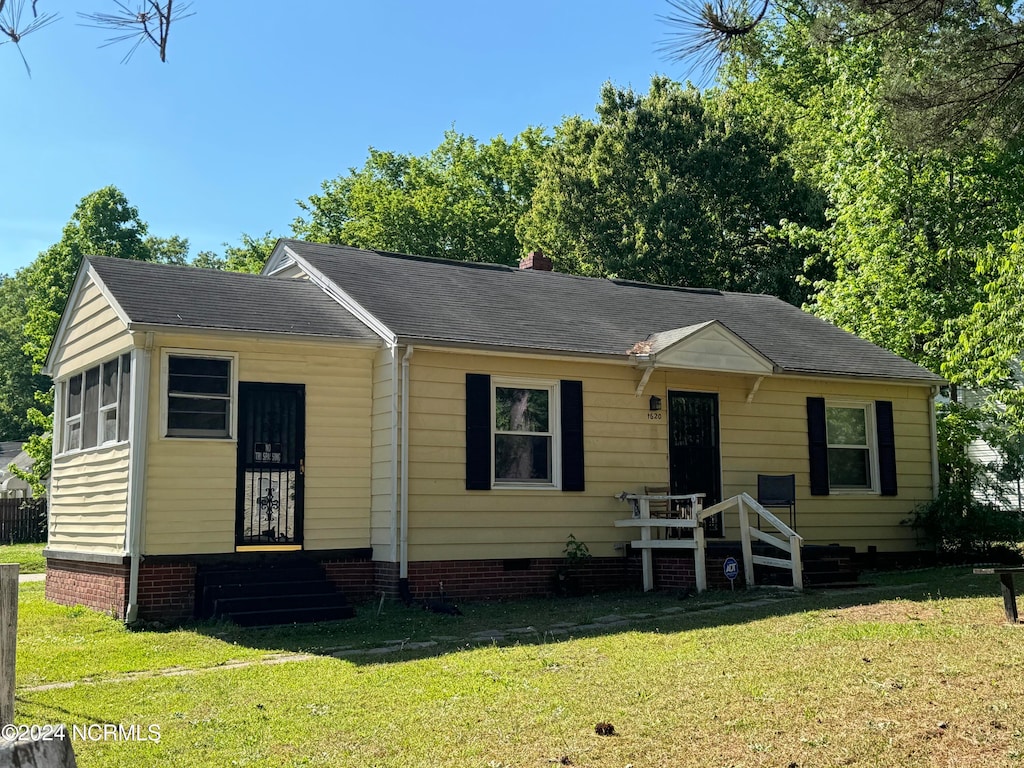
(553, 535, 592, 596)
(563, 534, 591, 565)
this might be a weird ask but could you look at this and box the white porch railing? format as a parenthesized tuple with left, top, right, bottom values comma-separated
(615, 491, 803, 593)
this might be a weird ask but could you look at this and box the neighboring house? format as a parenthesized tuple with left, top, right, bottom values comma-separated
(41, 241, 943, 621)
(961, 385, 1024, 513)
(0, 441, 34, 499)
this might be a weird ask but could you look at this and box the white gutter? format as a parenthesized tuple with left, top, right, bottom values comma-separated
(389, 344, 399, 563)
(400, 346, 414, 579)
(124, 335, 153, 623)
(929, 385, 940, 500)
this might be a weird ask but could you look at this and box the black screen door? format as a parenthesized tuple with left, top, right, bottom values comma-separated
(669, 391, 723, 537)
(236, 382, 305, 547)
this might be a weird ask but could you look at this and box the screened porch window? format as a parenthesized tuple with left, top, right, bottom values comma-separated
(166, 355, 232, 438)
(62, 353, 132, 453)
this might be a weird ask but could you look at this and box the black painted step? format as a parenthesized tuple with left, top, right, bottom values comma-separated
(198, 578, 338, 619)
(195, 560, 356, 625)
(199, 565, 324, 587)
(212, 592, 349, 617)
(228, 604, 356, 627)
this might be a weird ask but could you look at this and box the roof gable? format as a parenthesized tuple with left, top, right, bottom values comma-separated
(43, 263, 131, 376)
(82, 257, 379, 344)
(632, 321, 775, 375)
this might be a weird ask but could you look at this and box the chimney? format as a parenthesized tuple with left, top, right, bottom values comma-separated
(518, 249, 553, 272)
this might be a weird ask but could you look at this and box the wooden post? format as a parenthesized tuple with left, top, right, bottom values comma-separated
(639, 498, 653, 592)
(693, 525, 707, 593)
(1, 563, 18, 728)
(790, 535, 803, 591)
(738, 497, 755, 587)
(999, 573, 1019, 623)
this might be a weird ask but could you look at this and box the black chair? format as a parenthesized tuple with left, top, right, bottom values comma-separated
(757, 474, 797, 529)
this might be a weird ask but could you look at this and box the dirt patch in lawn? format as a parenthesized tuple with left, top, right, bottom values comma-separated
(832, 601, 943, 623)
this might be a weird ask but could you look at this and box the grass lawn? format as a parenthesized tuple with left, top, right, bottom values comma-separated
(12, 569, 1024, 767)
(0, 542, 45, 573)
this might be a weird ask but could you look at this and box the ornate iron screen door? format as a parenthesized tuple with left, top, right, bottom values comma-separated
(236, 383, 305, 547)
(669, 391, 723, 537)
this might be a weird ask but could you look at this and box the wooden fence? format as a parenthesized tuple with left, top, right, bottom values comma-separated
(0, 498, 47, 544)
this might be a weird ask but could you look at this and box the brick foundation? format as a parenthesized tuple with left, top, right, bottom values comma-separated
(136, 562, 197, 620)
(46, 559, 129, 618)
(45, 546, 716, 622)
(374, 557, 636, 601)
(321, 558, 376, 602)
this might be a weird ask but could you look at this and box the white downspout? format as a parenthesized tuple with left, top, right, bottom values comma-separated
(389, 344, 399, 564)
(125, 336, 153, 623)
(929, 385, 940, 500)
(400, 346, 414, 579)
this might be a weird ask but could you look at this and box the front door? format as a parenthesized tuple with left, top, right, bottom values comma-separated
(236, 382, 305, 548)
(669, 391, 723, 537)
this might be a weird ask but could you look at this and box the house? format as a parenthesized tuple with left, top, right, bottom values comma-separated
(0, 442, 34, 499)
(41, 241, 943, 621)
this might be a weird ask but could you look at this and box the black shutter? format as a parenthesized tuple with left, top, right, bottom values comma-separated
(560, 380, 585, 492)
(876, 400, 898, 496)
(465, 373, 491, 490)
(807, 397, 830, 496)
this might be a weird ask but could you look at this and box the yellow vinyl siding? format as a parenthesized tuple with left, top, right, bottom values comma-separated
(402, 350, 934, 561)
(370, 348, 395, 559)
(48, 445, 130, 554)
(404, 351, 667, 561)
(143, 333, 375, 555)
(50, 277, 131, 380)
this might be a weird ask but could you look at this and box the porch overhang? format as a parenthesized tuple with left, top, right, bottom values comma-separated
(629, 320, 775, 396)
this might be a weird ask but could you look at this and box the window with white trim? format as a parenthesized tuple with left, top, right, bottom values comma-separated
(825, 403, 876, 490)
(165, 354, 233, 438)
(62, 353, 132, 453)
(493, 380, 559, 485)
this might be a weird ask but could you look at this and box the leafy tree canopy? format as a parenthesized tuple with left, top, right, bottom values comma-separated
(294, 128, 549, 265)
(518, 77, 826, 304)
(664, 0, 1024, 147)
(194, 231, 278, 274)
(720, 11, 1024, 373)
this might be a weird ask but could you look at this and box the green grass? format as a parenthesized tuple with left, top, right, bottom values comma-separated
(0, 542, 45, 573)
(13, 568, 1024, 767)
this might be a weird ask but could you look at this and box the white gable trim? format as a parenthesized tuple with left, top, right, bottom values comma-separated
(265, 243, 397, 345)
(42, 260, 132, 377)
(630, 320, 775, 376)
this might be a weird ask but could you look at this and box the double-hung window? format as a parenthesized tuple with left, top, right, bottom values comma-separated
(825, 404, 875, 491)
(493, 381, 558, 485)
(165, 354, 234, 438)
(808, 397, 896, 496)
(61, 353, 132, 453)
(465, 374, 585, 492)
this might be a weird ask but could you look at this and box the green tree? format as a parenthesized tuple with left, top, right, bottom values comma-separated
(294, 128, 549, 265)
(518, 77, 825, 304)
(662, 0, 1024, 145)
(15, 186, 184, 490)
(722, 12, 1024, 372)
(947, 226, 1024, 429)
(0, 270, 48, 439)
(192, 231, 277, 274)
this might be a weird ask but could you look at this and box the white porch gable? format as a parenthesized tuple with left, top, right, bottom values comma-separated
(630, 320, 774, 375)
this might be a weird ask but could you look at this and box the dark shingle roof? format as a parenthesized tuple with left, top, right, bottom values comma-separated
(280, 240, 942, 383)
(89, 257, 376, 341)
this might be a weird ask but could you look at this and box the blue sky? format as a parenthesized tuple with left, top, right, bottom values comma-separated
(2, 1, 696, 276)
